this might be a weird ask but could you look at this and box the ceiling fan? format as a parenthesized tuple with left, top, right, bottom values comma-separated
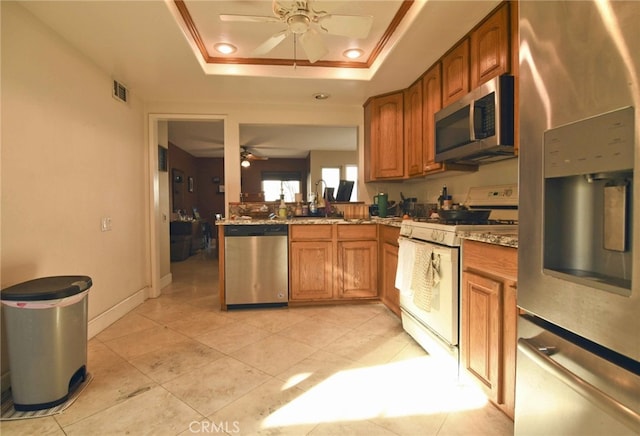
(240, 147, 268, 167)
(220, 0, 373, 63)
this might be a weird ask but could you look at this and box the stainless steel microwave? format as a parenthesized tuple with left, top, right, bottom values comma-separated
(434, 74, 515, 164)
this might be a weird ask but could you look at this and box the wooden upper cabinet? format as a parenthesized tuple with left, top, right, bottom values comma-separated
(471, 2, 510, 89)
(442, 38, 470, 107)
(370, 92, 405, 180)
(363, 100, 373, 182)
(422, 63, 442, 173)
(404, 80, 423, 177)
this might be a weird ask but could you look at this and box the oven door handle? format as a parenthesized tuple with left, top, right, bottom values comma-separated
(398, 235, 432, 246)
(518, 338, 640, 431)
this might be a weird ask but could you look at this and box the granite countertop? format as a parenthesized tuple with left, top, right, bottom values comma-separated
(457, 229, 518, 248)
(215, 216, 403, 227)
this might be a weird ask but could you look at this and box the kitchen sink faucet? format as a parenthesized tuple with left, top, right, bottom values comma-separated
(315, 179, 329, 217)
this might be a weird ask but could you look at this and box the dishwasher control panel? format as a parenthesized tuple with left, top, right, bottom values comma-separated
(224, 224, 288, 237)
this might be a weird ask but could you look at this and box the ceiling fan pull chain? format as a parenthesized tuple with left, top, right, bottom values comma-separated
(293, 34, 298, 69)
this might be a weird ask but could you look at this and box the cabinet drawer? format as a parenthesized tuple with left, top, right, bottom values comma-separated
(290, 224, 333, 241)
(337, 224, 377, 240)
(379, 225, 400, 246)
(463, 239, 517, 281)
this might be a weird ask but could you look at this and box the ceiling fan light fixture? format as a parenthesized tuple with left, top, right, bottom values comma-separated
(214, 43, 237, 54)
(288, 14, 310, 34)
(241, 158, 251, 168)
(343, 48, 364, 59)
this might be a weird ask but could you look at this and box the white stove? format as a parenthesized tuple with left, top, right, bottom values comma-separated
(396, 184, 518, 362)
(399, 184, 518, 247)
(399, 221, 518, 246)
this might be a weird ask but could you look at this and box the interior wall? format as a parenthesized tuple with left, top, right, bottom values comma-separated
(365, 157, 519, 208)
(157, 122, 171, 283)
(1, 2, 148, 386)
(144, 101, 364, 218)
(168, 142, 198, 214)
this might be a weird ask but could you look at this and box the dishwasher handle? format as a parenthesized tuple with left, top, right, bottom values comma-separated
(224, 224, 288, 237)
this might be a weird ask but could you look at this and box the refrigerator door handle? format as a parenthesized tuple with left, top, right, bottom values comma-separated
(518, 338, 640, 432)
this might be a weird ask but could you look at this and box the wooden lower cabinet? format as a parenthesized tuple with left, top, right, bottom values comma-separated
(379, 225, 401, 316)
(461, 239, 517, 419)
(462, 271, 503, 404)
(290, 241, 334, 301)
(337, 240, 378, 299)
(289, 224, 378, 303)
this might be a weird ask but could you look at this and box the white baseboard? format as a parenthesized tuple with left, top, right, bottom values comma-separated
(160, 273, 172, 290)
(87, 288, 147, 339)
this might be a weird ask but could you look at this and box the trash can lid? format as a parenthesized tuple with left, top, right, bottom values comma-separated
(1, 276, 92, 301)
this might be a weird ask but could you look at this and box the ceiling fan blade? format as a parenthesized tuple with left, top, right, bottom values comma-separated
(252, 29, 289, 56)
(248, 155, 269, 161)
(318, 14, 373, 39)
(299, 28, 328, 63)
(243, 147, 270, 160)
(219, 14, 280, 23)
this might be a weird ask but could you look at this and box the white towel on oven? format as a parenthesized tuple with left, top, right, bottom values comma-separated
(411, 245, 441, 312)
(395, 238, 416, 295)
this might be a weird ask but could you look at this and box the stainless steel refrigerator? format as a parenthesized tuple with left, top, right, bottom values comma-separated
(517, 1, 640, 434)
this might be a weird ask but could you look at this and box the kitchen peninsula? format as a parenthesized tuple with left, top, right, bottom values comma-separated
(217, 216, 402, 311)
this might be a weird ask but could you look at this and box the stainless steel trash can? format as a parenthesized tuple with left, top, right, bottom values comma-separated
(1, 275, 92, 411)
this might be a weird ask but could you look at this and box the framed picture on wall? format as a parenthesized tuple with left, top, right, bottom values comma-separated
(188, 176, 194, 193)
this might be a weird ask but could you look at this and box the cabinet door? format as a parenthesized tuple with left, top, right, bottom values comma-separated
(372, 92, 404, 180)
(363, 100, 373, 183)
(337, 240, 378, 299)
(290, 241, 333, 301)
(422, 63, 443, 173)
(404, 80, 423, 177)
(462, 270, 503, 404)
(471, 3, 510, 89)
(442, 38, 470, 107)
(381, 241, 400, 316)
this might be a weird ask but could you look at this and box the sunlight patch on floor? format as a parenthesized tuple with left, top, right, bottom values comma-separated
(281, 372, 312, 390)
(264, 355, 488, 429)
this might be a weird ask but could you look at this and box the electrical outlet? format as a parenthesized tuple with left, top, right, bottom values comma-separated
(101, 217, 112, 232)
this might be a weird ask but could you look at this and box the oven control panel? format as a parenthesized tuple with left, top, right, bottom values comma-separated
(400, 222, 460, 246)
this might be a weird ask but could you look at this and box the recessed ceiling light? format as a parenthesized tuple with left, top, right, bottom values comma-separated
(214, 43, 237, 55)
(343, 48, 364, 59)
(313, 93, 330, 100)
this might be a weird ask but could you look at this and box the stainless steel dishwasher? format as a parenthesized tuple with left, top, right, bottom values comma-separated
(224, 224, 288, 309)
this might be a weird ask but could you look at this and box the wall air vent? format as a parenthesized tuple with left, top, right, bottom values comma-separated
(112, 80, 128, 103)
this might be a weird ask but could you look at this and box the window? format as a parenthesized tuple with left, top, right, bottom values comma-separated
(261, 172, 301, 202)
(320, 166, 358, 201)
(321, 167, 340, 195)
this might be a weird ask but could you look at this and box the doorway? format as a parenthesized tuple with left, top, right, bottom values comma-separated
(148, 114, 231, 298)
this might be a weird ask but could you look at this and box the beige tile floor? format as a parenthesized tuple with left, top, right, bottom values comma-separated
(1, 246, 513, 435)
